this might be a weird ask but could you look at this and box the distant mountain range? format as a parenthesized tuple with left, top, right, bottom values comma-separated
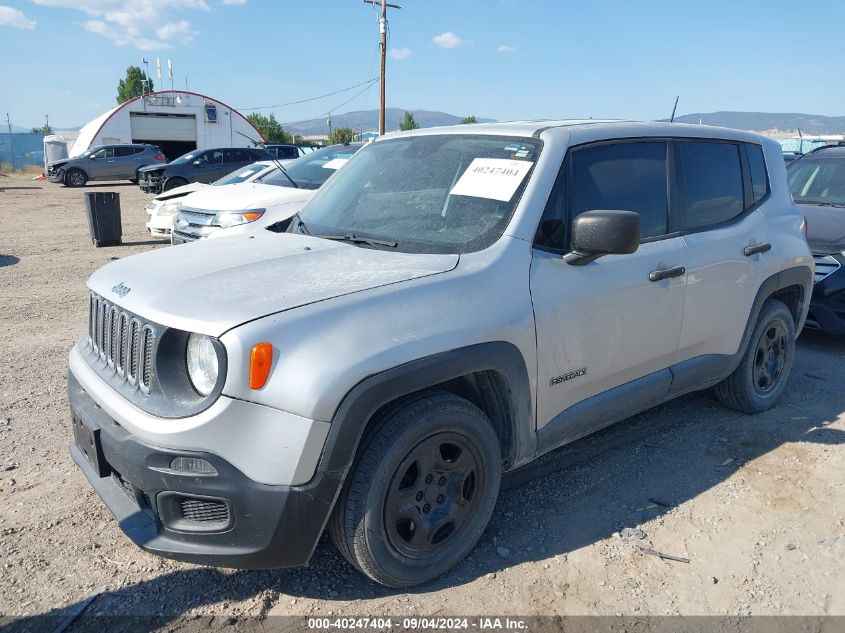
(666, 112, 845, 134)
(284, 108, 494, 136)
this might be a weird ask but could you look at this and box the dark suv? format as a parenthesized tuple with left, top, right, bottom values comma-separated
(138, 147, 270, 194)
(48, 144, 166, 187)
(787, 145, 845, 334)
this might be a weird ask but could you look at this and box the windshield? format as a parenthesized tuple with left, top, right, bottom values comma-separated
(171, 150, 200, 165)
(258, 143, 364, 190)
(213, 162, 269, 186)
(788, 157, 845, 206)
(296, 135, 542, 254)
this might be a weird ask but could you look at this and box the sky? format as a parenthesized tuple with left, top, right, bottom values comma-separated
(1, 0, 844, 130)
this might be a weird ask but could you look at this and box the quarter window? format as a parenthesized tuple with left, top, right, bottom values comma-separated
(678, 141, 744, 229)
(570, 142, 669, 239)
(746, 144, 769, 204)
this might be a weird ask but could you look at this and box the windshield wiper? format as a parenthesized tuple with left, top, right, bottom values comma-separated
(314, 233, 398, 248)
(812, 201, 845, 208)
(235, 130, 299, 189)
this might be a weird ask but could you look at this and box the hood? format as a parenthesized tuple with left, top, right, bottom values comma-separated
(798, 203, 845, 253)
(180, 182, 311, 211)
(138, 164, 165, 174)
(49, 158, 70, 168)
(154, 182, 207, 201)
(87, 231, 459, 336)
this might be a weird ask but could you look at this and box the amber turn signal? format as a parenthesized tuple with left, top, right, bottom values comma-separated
(249, 343, 273, 390)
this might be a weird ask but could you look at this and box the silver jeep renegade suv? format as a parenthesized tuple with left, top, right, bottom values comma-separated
(68, 121, 813, 587)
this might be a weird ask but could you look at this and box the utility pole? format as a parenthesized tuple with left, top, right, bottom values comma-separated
(6, 113, 16, 170)
(364, 0, 400, 136)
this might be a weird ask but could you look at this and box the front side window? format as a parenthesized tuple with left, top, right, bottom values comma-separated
(570, 141, 669, 239)
(678, 141, 744, 230)
(223, 149, 250, 163)
(788, 157, 845, 206)
(297, 135, 541, 253)
(91, 147, 113, 159)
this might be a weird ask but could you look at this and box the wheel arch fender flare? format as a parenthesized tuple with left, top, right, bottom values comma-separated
(317, 341, 536, 483)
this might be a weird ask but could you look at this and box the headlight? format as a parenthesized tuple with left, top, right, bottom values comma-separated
(186, 333, 218, 396)
(213, 209, 265, 228)
(158, 200, 183, 216)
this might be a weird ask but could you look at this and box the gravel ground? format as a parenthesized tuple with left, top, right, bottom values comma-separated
(0, 174, 843, 627)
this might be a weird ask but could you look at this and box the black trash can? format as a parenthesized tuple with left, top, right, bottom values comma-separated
(84, 192, 122, 247)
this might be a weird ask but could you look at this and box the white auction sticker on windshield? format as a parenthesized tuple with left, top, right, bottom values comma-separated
(321, 158, 349, 170)
(450, 158, 534, 202)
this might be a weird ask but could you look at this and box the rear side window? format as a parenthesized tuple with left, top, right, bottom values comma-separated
(224, 149, 250, 163)
(570, 142, 669, 239)
(746, 144, 769, 204)
(114, 146, 135, 157)
(678, 141, 744, 230)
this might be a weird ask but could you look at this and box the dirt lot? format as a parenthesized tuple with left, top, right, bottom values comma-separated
(1, 174, 844, 627)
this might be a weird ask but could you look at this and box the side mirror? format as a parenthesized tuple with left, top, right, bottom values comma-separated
(88, 155, 97, 160)
(564, 210, 641, 265)
(192, 160, 202, 167)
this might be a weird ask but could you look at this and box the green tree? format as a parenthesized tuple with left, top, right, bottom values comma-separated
(116, 65, 154, 104)
(32, 125, 53, 135)
(328, 127, 354, 145)
(460, 115, 477, 124)
(400, 111, 419, 131)
(246, 112, 292, 144)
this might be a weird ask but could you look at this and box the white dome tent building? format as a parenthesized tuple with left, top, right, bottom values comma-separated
(70, 91, 264, 160)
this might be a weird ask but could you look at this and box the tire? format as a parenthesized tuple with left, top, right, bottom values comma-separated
(715, 299, 796, 413)
(329, 392, 502, 588)
(64, 168, 87, 187)
(163, 177, 187, 192)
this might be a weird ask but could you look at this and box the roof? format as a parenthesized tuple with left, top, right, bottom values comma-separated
(69, 90, 263, 156)
(380, 119, 767, 144)
(804, 145, 845, 157)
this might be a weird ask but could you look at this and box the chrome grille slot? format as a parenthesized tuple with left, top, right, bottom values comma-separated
(141, 326, 154, 391)
(86, 293, 158, 394)
(814, 255, 841, 284)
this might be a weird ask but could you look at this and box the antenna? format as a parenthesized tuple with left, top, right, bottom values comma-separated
(168, 59, 173, 91)
(670, 96, 679, 123)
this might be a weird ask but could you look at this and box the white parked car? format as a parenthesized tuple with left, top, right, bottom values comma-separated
(171, 143, 363, 244)
(145, 161, 280, 238)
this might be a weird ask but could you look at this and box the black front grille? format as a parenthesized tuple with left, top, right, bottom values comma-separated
(179, 498, 230, 524)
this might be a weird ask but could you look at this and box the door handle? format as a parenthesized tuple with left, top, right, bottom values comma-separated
(649, 265, 686, 282)
(744, 242, 771, 257)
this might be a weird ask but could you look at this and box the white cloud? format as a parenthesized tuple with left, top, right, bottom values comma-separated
(32, 0, 211, 49)
(0, 5, 36, 29)
(390, 47, 411, 60)
(497, 44, 516, 53)
(432, 31, 463, 48)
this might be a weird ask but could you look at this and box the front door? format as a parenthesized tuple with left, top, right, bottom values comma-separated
(530, 140, 687, 444)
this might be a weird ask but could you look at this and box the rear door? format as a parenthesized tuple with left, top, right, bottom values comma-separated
(530, 140, 688, 442)
(675, 140, 774, 362)
(220, 149, 252, 179)
(112, 146, 139, 179)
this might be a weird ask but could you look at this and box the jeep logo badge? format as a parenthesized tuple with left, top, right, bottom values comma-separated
(112, 282, 131, 298)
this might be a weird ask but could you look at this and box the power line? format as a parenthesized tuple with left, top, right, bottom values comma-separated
(327, 78, 380, 116)
(238, 77, 379, 111)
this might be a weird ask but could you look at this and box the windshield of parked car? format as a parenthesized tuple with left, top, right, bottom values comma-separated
(171, 151, 200, 165)
(788, 157, 845, 206)
(258, 144, 364, 190)
(213, 162, 269, 186)
(295, 135, 542, 254)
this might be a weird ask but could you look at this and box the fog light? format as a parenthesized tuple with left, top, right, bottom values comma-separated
(169, 457, 217, 475)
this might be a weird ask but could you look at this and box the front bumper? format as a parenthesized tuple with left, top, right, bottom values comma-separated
(47, 168, 65, 183)
(68, 370, 342, 569)
(139, 174, 163, 194)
